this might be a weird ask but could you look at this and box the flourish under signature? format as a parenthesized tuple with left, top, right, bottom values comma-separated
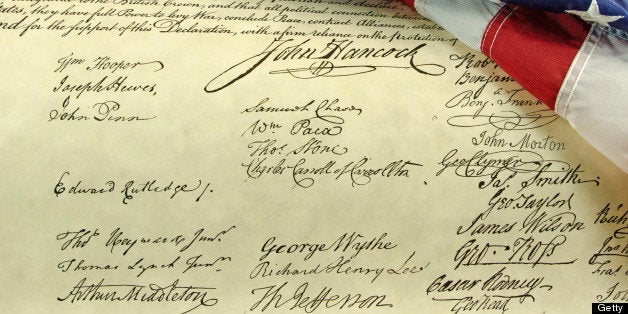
(204, 38, 446, 93)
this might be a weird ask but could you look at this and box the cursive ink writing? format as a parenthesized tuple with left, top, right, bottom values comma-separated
(57, 278, 218, 313)
(205, 38, 445, 92)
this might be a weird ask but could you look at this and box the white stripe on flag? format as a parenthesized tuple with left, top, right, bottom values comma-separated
(556, 25, 628, 172)
(413, 0, 503, 50)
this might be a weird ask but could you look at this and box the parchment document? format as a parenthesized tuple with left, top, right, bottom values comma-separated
(1, 0, 626, 313)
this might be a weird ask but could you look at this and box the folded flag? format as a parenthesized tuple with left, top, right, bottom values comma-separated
(401, 0, 628, 172)
(493, 0, 628, 33)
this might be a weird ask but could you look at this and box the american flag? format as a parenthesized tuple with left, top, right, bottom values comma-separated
(401, 0, 628, 172)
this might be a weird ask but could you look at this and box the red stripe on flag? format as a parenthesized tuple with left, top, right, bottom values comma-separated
(480, 4, 590, 109)
(399, 0, 414, 10)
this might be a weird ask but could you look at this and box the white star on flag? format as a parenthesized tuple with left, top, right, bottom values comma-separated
(565, 0, 624, 26)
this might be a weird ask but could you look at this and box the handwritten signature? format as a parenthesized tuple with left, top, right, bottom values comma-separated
(204, 38, 446, 93)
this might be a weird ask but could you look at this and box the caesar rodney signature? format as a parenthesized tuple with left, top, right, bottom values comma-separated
(204, 38, 446, 93)
(57, 278, 218, 313)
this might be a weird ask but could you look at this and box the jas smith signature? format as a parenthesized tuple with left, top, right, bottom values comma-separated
(204, 38, 446, 93)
